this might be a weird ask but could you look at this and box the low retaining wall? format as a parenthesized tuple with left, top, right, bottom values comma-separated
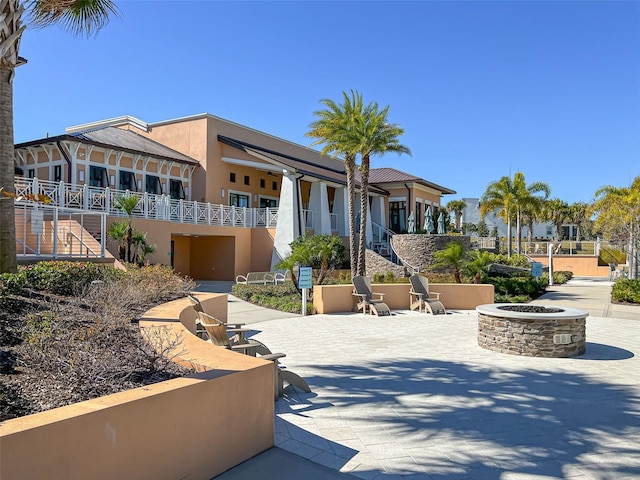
(0, 294, 274, 480)
(313, 283, 495, 314)
(528, 255, 610, 277)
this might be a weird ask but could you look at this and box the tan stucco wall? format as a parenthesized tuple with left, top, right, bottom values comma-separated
(529, 255, 609, 277)
(251, 228, 277, 272)
(313, 283, 495, 314)
(0, 294, 274, 480)
(107, 218, 257, 280)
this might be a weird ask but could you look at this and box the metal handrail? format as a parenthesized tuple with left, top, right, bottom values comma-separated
(58, 226, 100, 257)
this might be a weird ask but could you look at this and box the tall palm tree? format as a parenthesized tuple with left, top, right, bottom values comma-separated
(568, 201, 589, 244)
(480, 176, 517, 257)
(352, 99, 410, 275)
(307, 91, 363, 278)
(447, 199, 467, 231)
(0, 0, 118, 273)
(542, 198, 570, 241)
(512, 172, 550, 254)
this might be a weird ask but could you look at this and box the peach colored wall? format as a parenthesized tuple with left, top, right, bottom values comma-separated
(112, 218, 254, 280)
(171, 234, 191, 277)
(313, 283, 495, 314)
(189, 236, 235, 280)
(251, 228, 276, 272)
(0, 294, 274, 480)
(529, 255, 609, 277)
(141, 118, 208, 202)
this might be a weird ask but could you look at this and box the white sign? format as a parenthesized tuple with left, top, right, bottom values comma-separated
(30, 210, 44, 235)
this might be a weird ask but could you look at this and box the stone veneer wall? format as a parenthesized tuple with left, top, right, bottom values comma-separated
(365, 250, 408, 278)
(477, 312, 586, 357)
(391, 234, 471, 272)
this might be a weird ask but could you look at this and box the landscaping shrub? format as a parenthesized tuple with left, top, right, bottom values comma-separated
(0, 271, 27, 296)
(486, 276, 546, 300)
(540, 270, 573, 285)
(612, 279, 640, 304)
(20, 261, 121, 296)
(232, 283, 314, 314)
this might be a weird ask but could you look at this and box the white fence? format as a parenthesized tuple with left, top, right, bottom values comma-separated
(14, 178, 279, 228)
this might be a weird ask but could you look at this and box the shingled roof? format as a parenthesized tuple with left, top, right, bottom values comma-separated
(369, 167, 456, 194)
(15, 127, 199, 166)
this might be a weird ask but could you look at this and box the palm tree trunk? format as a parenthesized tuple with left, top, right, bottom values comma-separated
(516, 209, 522, 255)
(0, 67, 17, 273)
(357, 159, 370, 276)
(345, 156, 358, 278)
(507, 218, 513, 257)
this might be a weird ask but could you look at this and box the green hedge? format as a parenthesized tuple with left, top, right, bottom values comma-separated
(232, 282, 313, 315)
(612, 279, 640, 304)
(0, 262, 122, 297)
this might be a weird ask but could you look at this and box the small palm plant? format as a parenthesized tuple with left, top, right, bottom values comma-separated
(107, 221, 127, 261)
(464, 250, 492, 284)
(113, 195, 140, 262)
(434, 242, 465, 283)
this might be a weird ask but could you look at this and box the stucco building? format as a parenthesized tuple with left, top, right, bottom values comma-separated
(14, 114, 455, 280)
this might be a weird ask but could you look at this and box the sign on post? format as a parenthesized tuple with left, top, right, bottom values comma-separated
(297, 266, 313, 316)
(531, 261, 543, 281)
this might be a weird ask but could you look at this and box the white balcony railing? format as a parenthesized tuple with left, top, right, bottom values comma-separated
(14, 178, 279, 229)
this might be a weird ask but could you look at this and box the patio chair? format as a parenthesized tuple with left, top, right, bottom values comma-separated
(409, 275, 446, 315)
(188, 294, 272, 355)
(352, 275, 391, 316)
(198, 311, 311, 399)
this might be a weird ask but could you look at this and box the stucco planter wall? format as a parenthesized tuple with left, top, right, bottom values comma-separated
(391, 234, 471, 272)
(313, 283, 494, 314)
(0, 294, 274, 480)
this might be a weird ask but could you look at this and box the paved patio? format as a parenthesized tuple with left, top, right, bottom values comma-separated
(245, 308, 640, 479)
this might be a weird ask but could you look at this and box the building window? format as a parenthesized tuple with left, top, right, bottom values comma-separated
(272, 181, 277, 190)
(89, 166, 108, 187)
(53, 165, 62, 182)
(145, 175, 162, 195)
(260, 179, 265, 188)
(27, 169, 35, 179)
(415, 201, 422, 230)
(169, 179, 185, 200)
(229, 192, 249, 207)
(230, 172, 236, 183)
(119, 171, 137, 191)
(244, 175, 250, 186)
(546, 226, 553, 237)
(389, 201, 407, 233)
(260, 198, 277, 208)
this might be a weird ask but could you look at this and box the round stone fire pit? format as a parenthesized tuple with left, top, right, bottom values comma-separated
(476, 304, 588, 358)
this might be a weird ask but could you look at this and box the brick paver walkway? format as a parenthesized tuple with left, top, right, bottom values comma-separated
(250, 305, 640, 479)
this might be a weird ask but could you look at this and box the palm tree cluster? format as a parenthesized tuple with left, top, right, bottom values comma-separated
(306, 91, 410, 277)
(480, 172, 550, 257)
(478, 173, 599, 258)
(0, 0, 119, 274)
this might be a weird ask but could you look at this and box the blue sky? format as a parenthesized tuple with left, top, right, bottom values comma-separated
(13, 0, 640, 205)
